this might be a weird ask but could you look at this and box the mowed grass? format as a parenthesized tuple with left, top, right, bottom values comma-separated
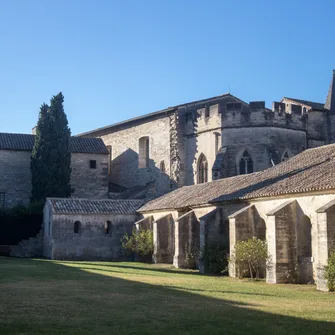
(0, 257, 334, 335)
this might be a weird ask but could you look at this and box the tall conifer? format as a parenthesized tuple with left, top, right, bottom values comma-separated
(30, 93, 72, 202)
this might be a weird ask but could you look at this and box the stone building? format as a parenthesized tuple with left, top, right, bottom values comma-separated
(43, 198, 143, 260)
(0, 133, 109, 208)
(78, 71, 335, 200)
(137, 143, 335, 291)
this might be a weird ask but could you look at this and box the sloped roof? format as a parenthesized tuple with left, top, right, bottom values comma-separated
(48, 198, 144, 215)
(0, 133, 109, 154)
(77, 93, 247, 136)
(139, 144, 335, 212)
(282, 97, 327, 111)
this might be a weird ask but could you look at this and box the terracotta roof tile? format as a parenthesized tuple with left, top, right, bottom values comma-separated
(0, 133, 108, 154)
(139, 144, 335, 212)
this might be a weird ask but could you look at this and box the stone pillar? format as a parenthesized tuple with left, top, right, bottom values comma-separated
(199, 217, 206, 274)
(173, 219, 186, 268)
(266, 215, 277, 284)
(152, 214, 174, 264)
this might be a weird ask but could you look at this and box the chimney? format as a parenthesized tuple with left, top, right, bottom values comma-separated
(325, 69, 335, 114)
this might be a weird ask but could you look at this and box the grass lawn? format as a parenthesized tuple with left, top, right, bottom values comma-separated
(0, 257, 334, 334)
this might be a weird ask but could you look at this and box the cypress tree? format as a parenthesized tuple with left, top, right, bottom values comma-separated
(47, 92, 72, 198)
(30, 92, 72, 202)
(31, 103, 51, 203)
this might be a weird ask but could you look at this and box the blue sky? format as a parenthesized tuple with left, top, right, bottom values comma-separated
(1, 0, 334, 135)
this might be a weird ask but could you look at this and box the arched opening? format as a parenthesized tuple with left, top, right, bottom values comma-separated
(197, 154, 208, 184)
(239, 150, 253, 175)
(139, 136, 149, 168)
(74, 221, 81, 234)
(281, 149, 292, 162)
(105, 221, 111, 234)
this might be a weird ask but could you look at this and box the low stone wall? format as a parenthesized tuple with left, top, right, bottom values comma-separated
(9, 230, 43, 258)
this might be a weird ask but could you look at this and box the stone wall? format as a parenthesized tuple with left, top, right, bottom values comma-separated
(0, 150, 32, 207)
(10, 230, 42, 257)
(0, 150, 109, 208)
(92, 116, 173, 194)
(152, 214, 175, 263)
(43, 213, 137, 260)
(71, 153, 108, 199)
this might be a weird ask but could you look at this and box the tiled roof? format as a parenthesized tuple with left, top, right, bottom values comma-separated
(283, 97, 327, 111)
(48, 198, 144, 215)
(139, 144, 335, 212)
(0, 133, 109, 154)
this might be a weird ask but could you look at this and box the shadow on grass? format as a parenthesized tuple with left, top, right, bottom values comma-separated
(0, 257, 334, 335)
(75, 261, 202, 276)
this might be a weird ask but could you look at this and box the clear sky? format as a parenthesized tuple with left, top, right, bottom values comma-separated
(1, 0, 335, 135)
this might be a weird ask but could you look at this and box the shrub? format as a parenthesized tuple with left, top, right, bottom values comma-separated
(231, 237, 270, 280)
(202, 242, 228, 274)
(121, 228, 153, 258)
(325, 250, 335, 291)
(184, 241, 198, 269)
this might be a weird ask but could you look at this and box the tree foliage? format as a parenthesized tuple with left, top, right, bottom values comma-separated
(31, 93, 71, 203)
(121, 228, 153, 257)
(201, 242, 228, 274)
(325, 250, 335, 291)
(231, 237, 270, 280)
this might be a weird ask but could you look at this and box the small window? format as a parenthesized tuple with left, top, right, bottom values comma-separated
(226, 102, 242, 111)
(90, 160, 97, 169)
(239, 150, 253, 175)
(160, 160, 165, 173)
(205, 106, 210, 118)
(74, 221, 81, 234)
(105, 221, 111, 234)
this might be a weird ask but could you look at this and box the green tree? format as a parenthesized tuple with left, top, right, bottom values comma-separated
(47, 92, 72, 198)
(121, 228, 154, 257)
(231, 237, 270, 280)
(325, 250, 335, 291)
(30, 93, 72, 203)
(30, 103, 51, 203)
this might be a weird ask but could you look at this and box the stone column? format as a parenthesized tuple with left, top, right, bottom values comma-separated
(173, 219, 186, 268)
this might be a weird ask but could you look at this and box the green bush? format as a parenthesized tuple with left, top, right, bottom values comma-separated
(325, 251, 335, 291)
(121, 228, 153, 258)
(231, 237, 270, 280)
(202, 243, 228, 274)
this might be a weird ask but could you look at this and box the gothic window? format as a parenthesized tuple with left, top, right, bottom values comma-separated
(197, 154, 208, 184)
(239, 150, 253, 175)
(139, 137, 149, 168)
(74, 221, 81, 234)
(281, 149, 292, 162)
(105, 221, 111, 234)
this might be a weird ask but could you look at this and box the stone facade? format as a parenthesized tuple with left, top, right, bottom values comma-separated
(0, 150, 108, 208)
(80, 71, 335, 197)
(43, 199, 142, 260)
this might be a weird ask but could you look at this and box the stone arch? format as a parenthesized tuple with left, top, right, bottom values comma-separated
(237, 149, 253, 175)
(197, 153, 208, 184)
(281, 149, 293, 162)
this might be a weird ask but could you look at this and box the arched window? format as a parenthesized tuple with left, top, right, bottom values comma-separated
(139, 136, 149, 168)
(281, 149, 292, 162)
(197, 154, 208, 184)
(239, 150, 253, 175)
(74, 221, 81, 234)
(105, 221, 111, 234)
